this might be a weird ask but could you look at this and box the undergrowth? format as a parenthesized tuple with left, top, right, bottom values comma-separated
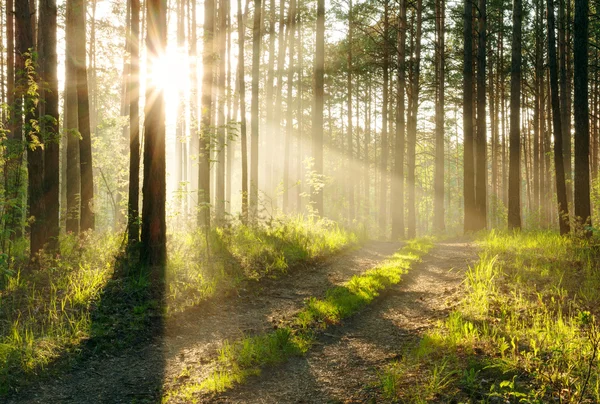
(164, 237, 434, 402)
(0, 216, 357, 396)
(380, 230, 600, 403)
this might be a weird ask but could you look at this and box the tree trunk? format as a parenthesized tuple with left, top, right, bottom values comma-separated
(559, 0, 572, 207)
(507, 0, 522, 229)
(141, 0, 167, 267)
(39, 0, 59, 250)
(406, 0, 421, 238)
(215, 0, 228, 223)
(547, 0, 570, 234)
(463, 0, 475, 232)
(74, 0, 94, 232)
(16, 0, 41, 254)
(238, 0, 249, 223)
(311, 0, 325, 215)
(573, 0, 591, 229)
(127, 0, 140, 243)
(65, 0, 80, 235)
(391, 0, 406, 239)
(199, 0, 215, 228)
(346, 0, 354, 222)
(378, 0, 389, 238)
(433, 0, 445, 232)
(250, 0, 261, 220)
(474, 0, 486, 231)
(283, 0, 296, 213)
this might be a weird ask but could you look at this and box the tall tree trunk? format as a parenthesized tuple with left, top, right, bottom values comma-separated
(141, 0, 167, 267)
(311, 0, 325, 215)
(559, 0, 572, 206)
(175, 0, 185, 215)
(199, 0, 215, 228)
(474, 0, 486, 231)
(16, 0, 40, 254)
(364, 77, 371, 219)
(547, 0, 570, 234)
(250, 0, 261, 220)
(6, 0, 14, 126)
(225, 4, 234, 214)
(573, 0, 591, 228)
(346, 0, 354, 222)
(38, 0, 59, 250)
(463, 0, 475, 232)
(508, 0, 522, 229)
(533, 0, 543, 213)
(127, 0, 140, 243)
(379, 0, 389, 238)
(433, 0, 445, 232)
(283, 0, 296, 213)
(406, 0, 421, 238)
(74, 0, 94, 232)
(215, 0, 228, 223)
(65, 0, 80, 235)
(391, 0, 406, 239)
(238, 0, 249, 223)
(188, 0, 198, 218)
(264, 0, 275, 205)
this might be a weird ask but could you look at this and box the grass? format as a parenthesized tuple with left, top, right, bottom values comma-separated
(0, 231, 122, 395)
(164, 237, 434, 402)
(166, 215, 358, 314)
(0, 216, 358, 396)
(379, 230, 600, 403)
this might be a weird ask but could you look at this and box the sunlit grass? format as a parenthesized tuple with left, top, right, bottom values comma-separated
(165, 215, 358, 313)
(164, 237, 434, 402)
(0, 216, 357, 396)
(380, 230, 600, 403)
(0, 231, 121, 395)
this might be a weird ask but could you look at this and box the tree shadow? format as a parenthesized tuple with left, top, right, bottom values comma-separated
(6, 247, 167, 404)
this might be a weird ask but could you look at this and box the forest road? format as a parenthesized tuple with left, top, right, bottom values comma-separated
(8, 241, 403, 404)
(211, 240, 478, 403)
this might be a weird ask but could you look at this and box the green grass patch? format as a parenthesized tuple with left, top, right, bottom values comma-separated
(379, 230, 600, 403)
(0, 216, 358, 397)
(164, 237, 434, 402)
(166, 216, 359, 314)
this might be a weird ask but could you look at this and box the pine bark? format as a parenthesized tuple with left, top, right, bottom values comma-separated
(65, 0, 80, 235)
(127, 0, 140, 243)
(141, 0, 167, 267)
(311, 0, 325, 215)
(379, 0, 389, 238)
(463, 0, 476, 232)
(547, 0, 570, 234)
(238, 0, 249, 223)
(215, 0, 228, 223)
(508, 0, 522, 229)
(250, 0, 261, 220)
(74, 0, 94, 232)
(474, 0, 486, 231)
(391, 0, 406, 239)
(199, 0, 215, 228)
(573, 0, 591, 228)
(406, 0, 421, 238)
(39, 0, 59, 250)
(433, 0, 445, 232)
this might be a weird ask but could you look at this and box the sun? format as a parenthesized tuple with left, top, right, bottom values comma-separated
(148, 49, 190, 95)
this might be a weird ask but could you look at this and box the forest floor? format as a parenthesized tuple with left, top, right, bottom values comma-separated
(6, 239, 476, 404)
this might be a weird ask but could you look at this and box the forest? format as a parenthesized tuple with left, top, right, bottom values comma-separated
(0, 0, 600, 401)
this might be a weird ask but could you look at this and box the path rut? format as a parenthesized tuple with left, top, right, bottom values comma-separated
(9, 241, 402, 404)
(211, 240, 477, 403)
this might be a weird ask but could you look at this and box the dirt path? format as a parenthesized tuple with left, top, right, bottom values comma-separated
(211, 240, 477, 403)
(9, 241, 401, 404)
